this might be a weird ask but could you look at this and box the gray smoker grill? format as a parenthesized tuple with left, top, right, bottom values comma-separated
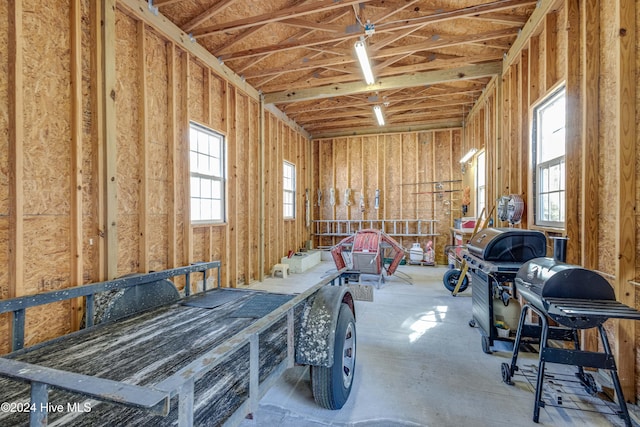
(463, 228, 546, 353)
(502, 257, 640, 426)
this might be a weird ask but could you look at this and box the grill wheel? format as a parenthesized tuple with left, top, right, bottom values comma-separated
(442, 269, 469, 293)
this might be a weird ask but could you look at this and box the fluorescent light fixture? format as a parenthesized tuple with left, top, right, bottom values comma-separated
(459, 148, 478, 163)
(373, 105, 385, 126)
(354, 39, 375, 85)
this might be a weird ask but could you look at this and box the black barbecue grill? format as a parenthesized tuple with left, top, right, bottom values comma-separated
(501, 256, 640, 426)
(463, 228, 546, 353)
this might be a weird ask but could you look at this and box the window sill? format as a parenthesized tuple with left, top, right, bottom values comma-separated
(191, 222, 227, 227)
(529, 224, 565, 235)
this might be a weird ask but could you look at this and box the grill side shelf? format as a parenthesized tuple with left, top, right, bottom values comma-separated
(544, 298, 640, 320)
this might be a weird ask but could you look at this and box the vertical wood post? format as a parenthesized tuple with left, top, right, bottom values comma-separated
(613, 0, 636, 402)
(564, 0, 581, 265)
(70, 0, 84, 329)
(137, 21, 149, 273)
(103, 0, 118, 279)
(9, 0, 25, 306)
(580, 0, 601, 355)
(167, 43, 177, 269)
(259, 95, 265, 281)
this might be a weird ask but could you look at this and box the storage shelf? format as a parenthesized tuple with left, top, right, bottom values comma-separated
(313, 219, 439, 238)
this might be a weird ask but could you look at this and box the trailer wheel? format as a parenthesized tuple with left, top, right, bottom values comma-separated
(443, 269, 469, 293)
(311, 303, 356, 410)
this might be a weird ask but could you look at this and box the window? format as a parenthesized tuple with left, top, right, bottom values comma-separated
(190, 123, 225, 223)
(283, 161, 296, 218)
(476, 150, 486, 216)
(532, 87, 565, 228)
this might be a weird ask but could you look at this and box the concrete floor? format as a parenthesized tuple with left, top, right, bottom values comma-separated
(242, 261, 638, 427)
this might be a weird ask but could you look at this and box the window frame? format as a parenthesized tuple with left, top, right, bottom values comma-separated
(532, 86, 566, 229)
(189, 122, 226, 224)
(476, 150, 486, 217)
(283, 161, 296, 219)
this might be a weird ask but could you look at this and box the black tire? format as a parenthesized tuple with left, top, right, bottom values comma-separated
(481, 335, 492, 354)
(501, 362, 513, 385)
(311, 303, 356, 410)
(443, 269, 469, 293)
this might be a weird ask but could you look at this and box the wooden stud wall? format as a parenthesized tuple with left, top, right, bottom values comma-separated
(463, 0, 640, 402)
(0, 0, 311, 352)
(312, 130, 462, 264)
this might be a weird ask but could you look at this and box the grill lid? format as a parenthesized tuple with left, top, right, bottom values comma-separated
(467, 228, 546, 263)
(516, 257, 616, 328)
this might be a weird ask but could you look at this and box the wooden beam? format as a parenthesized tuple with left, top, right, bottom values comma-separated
(8, 0, 24, 305)
(260, 54, 501, 94)
(359, 0, 537, 34)
(70, 0, 84, 330)
(502, 0, 562, 73)
(259, 95, 266, 281)
(613, 0, 636, 402)
(228, 87, 238, 286)
(579, 0, 600, 357)
(544, 11, 558, 90)
(528, 34, 541, 103)
(183, 55, 193, 267)
(264, 62, 502, 104)
(243, 29, 516, 79)
(580, 1, 599, 270)
(193, 0, 372, 37)
(103, 0, 118, 279)
(518, 49, 528, 225)
(93, 0, 106, 281)
(183, 0, 238, 32)
(564, 0, 581, 265)
(138, 21, 149, 273)
(311, 122, 462, 139)
(167, 43, 177, 268)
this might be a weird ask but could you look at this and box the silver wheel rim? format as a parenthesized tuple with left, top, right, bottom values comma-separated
(342, 322, 355, 388)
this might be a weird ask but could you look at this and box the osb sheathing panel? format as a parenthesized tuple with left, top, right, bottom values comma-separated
(383, 134, 402, 219)
(235, 92, 249, 284)
(361, 136, 378, 220)
(23, 3, 71, 216)
(117, 216, 140, 272)
(148, 216, 169, 272)
(210, 227, 225, 271)
(192, 227, 207, 263)
(334, 140, 348, 221)
(318, 140, 334, 247)
(417, 132, 435, 223)
(146, 30, 171, 273)
(402, 134, 418, 238)
(348, 138, 362, 221)
(115, 12, 141, 274)
(249, 100, 259, 278)
(19, 0, 73, 346)
(189, 60, 205, 125)
(23, 216, 71, 347)
(209, 75, 225, 132)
